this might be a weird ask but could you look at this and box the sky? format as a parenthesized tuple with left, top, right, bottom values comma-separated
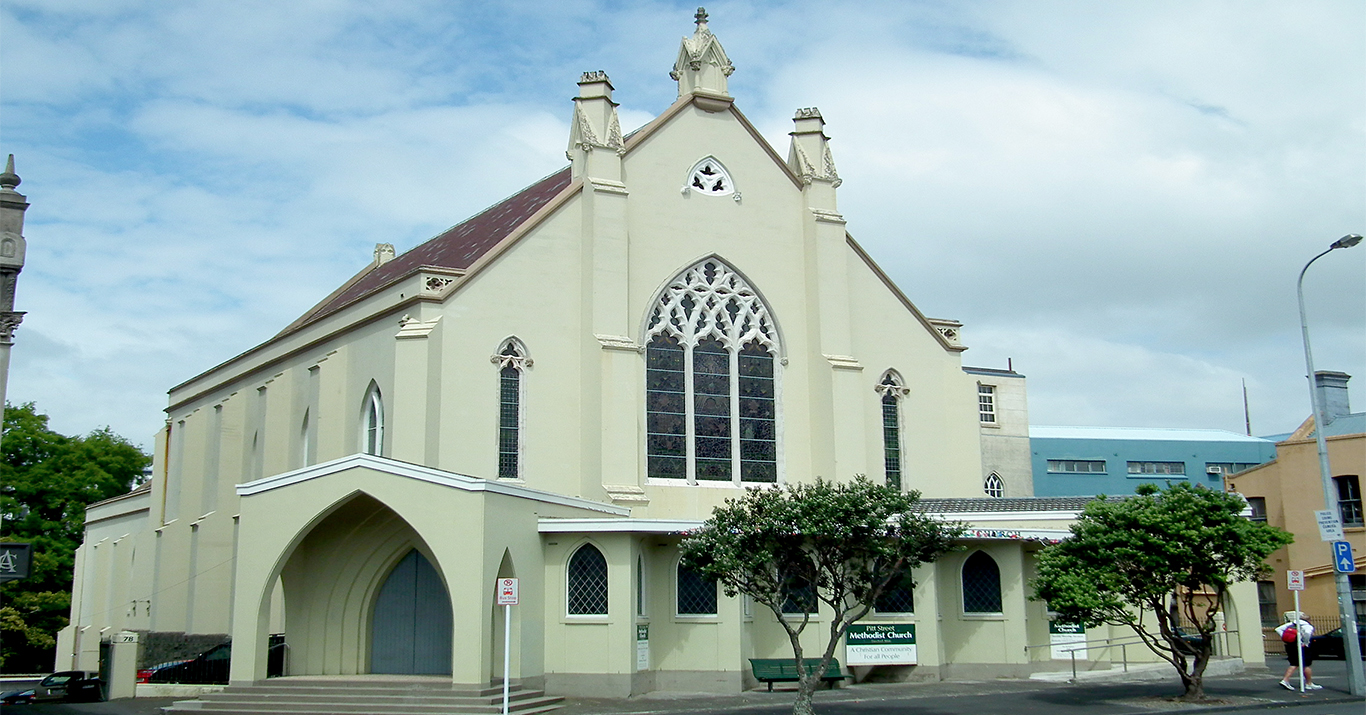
(1, 0, 1363, 450)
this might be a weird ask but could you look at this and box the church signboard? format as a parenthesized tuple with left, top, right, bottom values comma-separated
(845, 623, 916, 665)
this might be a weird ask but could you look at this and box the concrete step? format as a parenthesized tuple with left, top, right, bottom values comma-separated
(162, 681, 562, 715)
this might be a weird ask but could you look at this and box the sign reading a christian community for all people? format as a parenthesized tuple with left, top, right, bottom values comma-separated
(1049, 622, 1086, 660)
(845, 623, 916, 665)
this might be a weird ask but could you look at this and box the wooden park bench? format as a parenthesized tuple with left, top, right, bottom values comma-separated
(748, 658, 851, 692)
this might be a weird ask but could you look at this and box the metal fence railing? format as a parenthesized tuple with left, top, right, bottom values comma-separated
(1024, 629, 1244, 684)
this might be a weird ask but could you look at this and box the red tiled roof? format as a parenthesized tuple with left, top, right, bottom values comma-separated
(283, 167, 574, 334)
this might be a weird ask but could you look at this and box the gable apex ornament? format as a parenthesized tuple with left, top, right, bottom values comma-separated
(671, 7, 734, 104)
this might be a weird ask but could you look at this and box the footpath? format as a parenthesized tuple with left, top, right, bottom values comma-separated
(4, 656, 1360, 715)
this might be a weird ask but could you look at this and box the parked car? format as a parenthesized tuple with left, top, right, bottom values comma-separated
(147, 643, 231, 684)
(1309, 625, 1366, 659)
(137, 658, 191, 683)
(1, 671, 103, 704)
(1173, 626, 1210, 654)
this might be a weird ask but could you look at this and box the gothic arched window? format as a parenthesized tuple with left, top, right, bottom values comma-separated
(984, 472, 1004, 498)
(645, 259, 779, 484)
(962, 551, 1002, 613)
(676, 561, 717, 616)
(876, 371, 909, 490)
(362, 382, 384, 456)
(567, 544, 608, 615)
(493, 339, 531, 479)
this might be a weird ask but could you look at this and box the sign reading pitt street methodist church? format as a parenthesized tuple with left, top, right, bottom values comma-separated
(845, 623, 916, 665)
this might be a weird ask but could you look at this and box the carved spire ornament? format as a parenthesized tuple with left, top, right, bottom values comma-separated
(0, 153, 28, 410)
(787, 107, 841, 188)
(671, 7, 735, 106)
(567, 70, 626, 179)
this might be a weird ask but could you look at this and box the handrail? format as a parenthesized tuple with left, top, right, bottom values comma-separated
(1023, 629, 1243, 683)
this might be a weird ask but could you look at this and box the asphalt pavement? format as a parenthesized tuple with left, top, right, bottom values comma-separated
(2, 656, 1361, 715)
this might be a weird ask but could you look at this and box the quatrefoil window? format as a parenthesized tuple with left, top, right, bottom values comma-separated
(686, 157, 734, 197)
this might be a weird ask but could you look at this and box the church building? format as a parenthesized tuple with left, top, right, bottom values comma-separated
(57, 12, 1264, 700)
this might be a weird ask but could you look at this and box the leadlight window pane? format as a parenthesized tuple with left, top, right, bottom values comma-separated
(984, 473, 1004, 498)
(646, 335, 687, 479)
(364, 386, 383, 456)
(498, 365, 519, 479)
(567, 545, 608, 615)
(882, 391, 901, 490)
(962, 551, 1002, 613)
(781, 577, 818, 615)
(738, 341, 777, 483)
(875, 571, 915, 614)
(677, 564, 718, 615)
(694, 338, 731, 481)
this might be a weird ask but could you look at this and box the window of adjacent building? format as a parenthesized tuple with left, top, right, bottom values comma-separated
(676, 562, 718, 616)
(1256, 580, 1279, 627)
(362, 383, 384, 456)
(1047, 460, 1106, 474)
(494, 339, 529, 479)
(983, 472, 1004, 498)
(877, 372, 907, 490)
(874, 571, 915, 614)
(962, 551, 1002, 614)
(645, 259, 779, 485)
(1351, 575, 1366, 622)
(978, 384, 996, 424)
(781, 577, 818, 615)
(567, 544, 608, 615)
(1127, 461, 1186, 476)
(1205, 462, 1260, 477)
(1245, 496, 1267, 523)
(1335, 475, 1364, 527)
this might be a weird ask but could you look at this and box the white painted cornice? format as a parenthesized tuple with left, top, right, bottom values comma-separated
(237, 453, 628, 516)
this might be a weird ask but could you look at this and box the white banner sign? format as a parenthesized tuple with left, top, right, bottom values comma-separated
(1049, 623, 1086, 660)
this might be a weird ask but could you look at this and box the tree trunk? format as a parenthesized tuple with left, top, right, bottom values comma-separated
(791, 672, 818, 715)
(1179, 651, 1209, 701)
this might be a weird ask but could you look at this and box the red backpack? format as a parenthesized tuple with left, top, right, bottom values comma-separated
(1281, 625, 1298, 643)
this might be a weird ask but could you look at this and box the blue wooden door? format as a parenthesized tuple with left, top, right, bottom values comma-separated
(370, 549, 453, 674)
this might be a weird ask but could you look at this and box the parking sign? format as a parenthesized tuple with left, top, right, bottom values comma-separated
(497, 577, 519, 605)
(1287, 570, 1305, 591)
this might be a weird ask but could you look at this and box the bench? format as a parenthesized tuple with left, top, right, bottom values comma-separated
(748, 658, 850, 692)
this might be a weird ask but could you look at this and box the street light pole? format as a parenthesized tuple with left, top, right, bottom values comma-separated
(1295, 233, 1364, 696)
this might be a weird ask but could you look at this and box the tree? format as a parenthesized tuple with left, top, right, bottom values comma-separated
(1, 402, 150, 672)
(1032, 482, 1293, 701)
(680, 477, 962, 715)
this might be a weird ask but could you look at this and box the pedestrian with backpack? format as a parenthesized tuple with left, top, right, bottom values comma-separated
(1275, 611, 1319, 691)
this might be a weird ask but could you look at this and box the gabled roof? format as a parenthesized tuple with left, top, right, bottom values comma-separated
(279, 167, 574, 336)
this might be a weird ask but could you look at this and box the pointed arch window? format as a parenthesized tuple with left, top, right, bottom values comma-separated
(984, 472, 1004, 498)
(567, 544, 608, 615)
(676, 561, 717, 616)
(876, 372, 909, 490)
(962, 551, 1002, 613)
(362, 383, 384, 456)
(686, 156, 734, 197)
(646, 259, 779, 484)
(493, 339, 531, 479)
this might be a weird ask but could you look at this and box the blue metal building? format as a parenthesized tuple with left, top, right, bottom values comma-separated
(1030, 426, 1277, 497)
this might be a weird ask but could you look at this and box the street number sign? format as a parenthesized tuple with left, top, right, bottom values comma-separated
(497, 577, 519, 605)
(1287, 570, 1305, 591)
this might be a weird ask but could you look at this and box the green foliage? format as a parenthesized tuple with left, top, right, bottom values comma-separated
(682, 476, 962, 715)
(1032, 482, 1293, 700)
(1, 402, 150, 672)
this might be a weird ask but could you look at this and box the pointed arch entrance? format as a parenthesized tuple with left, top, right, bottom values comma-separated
(371, 549, 453, 675)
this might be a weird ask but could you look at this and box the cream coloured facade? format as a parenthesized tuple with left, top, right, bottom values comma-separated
(57, 14, 1264, 696)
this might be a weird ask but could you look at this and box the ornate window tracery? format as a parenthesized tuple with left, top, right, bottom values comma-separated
(685, 157, 734, 197)
(984, 472, 1004, 498)
(645, 259, 779, 484)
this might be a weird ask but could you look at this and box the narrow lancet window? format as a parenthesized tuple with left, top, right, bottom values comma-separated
(362, 383, 384, 456)
(876, 372, 908, 490)
(494, 339, 529, 479)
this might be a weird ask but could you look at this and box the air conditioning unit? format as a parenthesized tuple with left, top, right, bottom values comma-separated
(1206, 465, 1223, 475)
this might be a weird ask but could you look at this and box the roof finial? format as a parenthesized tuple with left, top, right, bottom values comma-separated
(0, 155, 20, 191)
(695, 7, 708, 28)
